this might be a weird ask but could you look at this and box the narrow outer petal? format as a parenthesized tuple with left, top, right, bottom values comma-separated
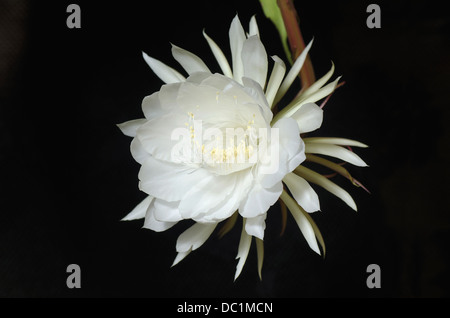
(265, 55, 286, 108)
(272, 75, 340, 125)
(255, 238, 264, 280)
(291, 102, 323, 133)
(241, 36, 268, 89)
(245, 214, 267, 240)
(121, 195, 154, 221)
(143, 203, 178, 232)
(292, 76, 342, 108)
(142, 52, 186, 84)
(203, 30, 233, 78)
(295, 165, 357, 211)
(171, 44, 211, 75)
(280, 190, 321, 255)
(229, 15, 246, 83)
(235, 219, 252, 281)
(274, 39, 313, 104)
(301, 61, 335, 97)
(305, 143, 368, 167)
(176, 222, 217, 253)
(239, 181, 282, 218)
(303, 137, 368, 148)
(117, 118, 147, 137)
(283, 172, 320, 213)
(249, 15, 260, 37)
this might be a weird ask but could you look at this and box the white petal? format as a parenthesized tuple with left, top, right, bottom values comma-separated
(138, 156, 210, 202)
(271, 75, 340, 124)
(288, 145, 307, 171)
(241, 77, 272, 123)
(265, 55, 286, 108)
(153, 199, 183, 222)
(283, 173, 320, 213)
(178, 174, 234, 219)
(305, 143, 368, 167)
(295, 76, 341, 107)
(241, 35, 268, 89)
(235, 219, 252, 281)
(239, 181, 282, 218)
(301, 61, 335, 97)
(258, 143, 289, 189)
(174, 78, 263, 130)
(185, 72, 211, 84)
(194, 191, 240, 223)
(275, 117, 304, 161)
(249, 15, 260, 37)
(259, 117, 304, 189)
(171, 44, 211, 75)
(117, 118, 147, 137)
(303, 137, 368, 148)
(143, 203, 178, 232)
(136, 112, 188, 163)
(142, 52, 186, 84)
(229, 15, 246, 83)
(175, 222, 217, 253)
(141, 91, 165, 120)
(291, 102, 323, 133)
(280, 191, 321, 255)
(245, 213, 267, 240)
(274, 39, 313, 104)
(172, 250, 191, 267)
(203, 30, 233, 78)
(193, 171, 253, 223)
(121, 195, 154, 221)
(157, 82, 182, 110)
(130, 137, 149, 165)
(295, 165, 357, 211)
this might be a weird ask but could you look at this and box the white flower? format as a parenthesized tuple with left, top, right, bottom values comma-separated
(118, 15, 367, 280)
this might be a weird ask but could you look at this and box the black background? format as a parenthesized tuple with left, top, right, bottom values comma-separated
(1, 0, 449, 298)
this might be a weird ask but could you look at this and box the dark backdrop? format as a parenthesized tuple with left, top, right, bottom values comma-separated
(1, 0, 449, 297)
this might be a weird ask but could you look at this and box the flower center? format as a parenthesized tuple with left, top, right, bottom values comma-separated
(184, 110, 261, 175)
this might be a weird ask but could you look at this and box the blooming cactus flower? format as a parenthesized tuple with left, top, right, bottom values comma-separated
(118, 15, 367, 280)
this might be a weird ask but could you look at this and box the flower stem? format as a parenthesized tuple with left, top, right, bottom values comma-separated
(277, 0, 315, 88)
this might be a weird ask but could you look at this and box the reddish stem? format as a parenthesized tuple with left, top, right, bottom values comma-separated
(277, 0, 316, 88)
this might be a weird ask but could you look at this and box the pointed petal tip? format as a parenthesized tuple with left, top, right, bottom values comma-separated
(312, 245, 321, 255)
(171, 250, 191, 267)
(233, 263, 243, 281)
(349, 199, 358, 212)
